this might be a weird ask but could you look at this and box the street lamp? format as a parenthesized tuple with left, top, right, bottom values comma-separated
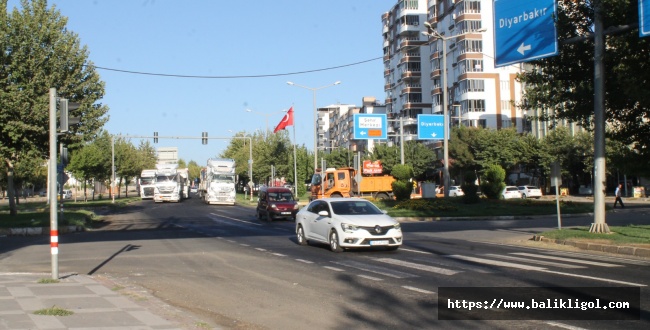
(286, 81, 341, 170)
(422, 23, 485, 197)
(245, 108, 287, 134)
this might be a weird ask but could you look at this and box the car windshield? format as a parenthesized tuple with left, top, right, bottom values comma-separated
(211, 174, 235, 183)
(330, 201, 383, 215)
(141, 177, 155, 185)
(156, 174, 176, 183)
(507, 187, 518, 191)
(269, 192, 294, 202)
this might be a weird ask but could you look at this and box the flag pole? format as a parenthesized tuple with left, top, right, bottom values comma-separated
(292, 106, 298, 198)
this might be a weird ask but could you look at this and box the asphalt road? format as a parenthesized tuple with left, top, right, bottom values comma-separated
(1, 195, 649, 329)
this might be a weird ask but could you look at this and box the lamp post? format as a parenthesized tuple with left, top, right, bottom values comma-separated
(245, 108, 287, 134)
(286, 81, 341, 170)
(423, 24, 485, 197)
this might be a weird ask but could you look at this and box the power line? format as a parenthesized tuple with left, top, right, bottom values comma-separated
(90, 57, 382, 79)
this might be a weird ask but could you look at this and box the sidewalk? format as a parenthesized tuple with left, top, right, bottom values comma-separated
(0, 272, 205, 330)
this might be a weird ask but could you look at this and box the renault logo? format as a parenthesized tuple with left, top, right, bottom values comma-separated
(374, 225, 382, 234)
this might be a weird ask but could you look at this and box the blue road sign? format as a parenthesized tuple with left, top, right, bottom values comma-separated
(641, 0, 650, 37)
(417, 114, 445, 140)
(493, 0, 558, 67)
(353, 114, 387, 140)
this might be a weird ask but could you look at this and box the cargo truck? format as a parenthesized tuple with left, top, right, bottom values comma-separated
(153, 163, 184, 203)
(309, 167, 395, 200)
(177, 168, 191, 199)
(200, 158, 237, 205)
(139, 169, 157, 199)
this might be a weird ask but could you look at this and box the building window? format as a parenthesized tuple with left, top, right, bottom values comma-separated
(461, 99, 485, 112)
(458, 79, 485, 93)
(458, 20, 482, 34)
(500, 100, 512, 112)
(502, 119, 513, 128)
(500, 80, 510, 92)
(458, 39, 483, 54)
(458, 0, 481, 15)
(459, 59, 483, 73)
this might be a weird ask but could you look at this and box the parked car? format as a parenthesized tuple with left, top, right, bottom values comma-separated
(38, 190, 47, 197)
(256, 186, 299, 221)
(517, 186, 542, 199)
(295, 198, 402, 252)
(449, 186, 465, 197)
(501, 186, 522, 200)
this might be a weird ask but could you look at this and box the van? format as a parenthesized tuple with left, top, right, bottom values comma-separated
(256, 186, 299, 221)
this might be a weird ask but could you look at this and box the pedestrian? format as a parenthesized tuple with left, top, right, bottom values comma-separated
(614, 183, 625, 208)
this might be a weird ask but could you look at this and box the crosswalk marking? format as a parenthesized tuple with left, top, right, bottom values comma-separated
(545, 251, 650, 266)
(402, 286, 435, 294)
(445, 255, 546, 270)
(510, 253, 622, 267)
(331, 260, 418, 279)
(375, 258, 460, 275)
(484, 254, 586, 269)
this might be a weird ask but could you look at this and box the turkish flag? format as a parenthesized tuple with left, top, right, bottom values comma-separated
(273, 107, 294, 133)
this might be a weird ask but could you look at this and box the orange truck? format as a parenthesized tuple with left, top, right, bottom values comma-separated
(309, 167, 395, 200)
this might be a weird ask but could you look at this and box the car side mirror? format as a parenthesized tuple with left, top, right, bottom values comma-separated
(318, 210, 329, 217)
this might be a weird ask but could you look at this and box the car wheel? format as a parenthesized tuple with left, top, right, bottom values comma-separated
(376, 193, 390, 200)
(296, 225, 308, 246)
(329, 230, 344, 253)
(256, 210, 262, 220)
(265, 211, 272, 221)
(522, 194, 527, 199)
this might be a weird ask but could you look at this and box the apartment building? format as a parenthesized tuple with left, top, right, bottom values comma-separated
(382, 0, 526, 148)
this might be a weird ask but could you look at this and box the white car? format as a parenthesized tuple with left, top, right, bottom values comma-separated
(502, 186, 522, 199)
(295, 198, 403, 252)
(517, 186, 542, 199)
(449, 186, 465, 197)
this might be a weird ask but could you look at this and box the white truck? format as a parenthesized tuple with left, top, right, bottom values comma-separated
(177, 168, 191, 199)
(200, 158, 237, 205)
(139, 169, 157, 199)
(153, 163, 184, 203)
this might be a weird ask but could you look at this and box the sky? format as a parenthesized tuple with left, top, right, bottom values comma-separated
(8, 0, 397, 164)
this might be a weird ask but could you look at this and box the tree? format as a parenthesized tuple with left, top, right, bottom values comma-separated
(1, 0, 108, 215)
(114, 137, 139, 198)
(480, 164, 506, 200)
(518, 0, 650, 165)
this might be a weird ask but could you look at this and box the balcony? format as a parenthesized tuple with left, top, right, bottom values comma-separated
(430, 69, 441, 79)
(400, 86, 422, 95)
(431, 87, 442, 95)
(402, 102, 429, 110)
(401, 71, 421, 80)
(385, 83, 392, 91)
(384, 69, 391, 77)
(399, 39, 426, 49)
(397, 23, 420, 35)
(399, 55, 421, 64)
(384, 54, 390, 62)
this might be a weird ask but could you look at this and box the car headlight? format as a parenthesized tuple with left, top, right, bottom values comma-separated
(393, 223, 401, 231)
(341, 223, 359, 233)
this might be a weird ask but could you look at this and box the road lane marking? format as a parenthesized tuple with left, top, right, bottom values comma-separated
(445, 255, 546, 271)
(323, 266, 344, 272)
(272, 253, 287, 257)
(538, 269, 646, 287)
(511, 253, 622, 267)
(545, 321, 590, 330)
(209, 213, 262, 226)
(375, 258, 460, 275)
(400, 248, 432, 254)
(402, 286, 435, 294)
(331, 260, 418, 279)
(484, 254, 586, 269)
(255, 248, 267, 252)
(358, 274, 383, 281)
(296, 259, 313, 264)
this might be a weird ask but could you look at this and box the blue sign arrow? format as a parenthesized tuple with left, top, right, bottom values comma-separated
(493, 0, 558, 67)
(417, 114, 445, 140)
(640, 0, 650, 37)
(353, 114, 387, 140)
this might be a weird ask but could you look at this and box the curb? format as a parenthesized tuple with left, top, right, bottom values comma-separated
(532, 235, 650, 258)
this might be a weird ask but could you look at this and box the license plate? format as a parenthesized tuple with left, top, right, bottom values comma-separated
(281, 212, 291, 215)
(370, 240, 389, 246)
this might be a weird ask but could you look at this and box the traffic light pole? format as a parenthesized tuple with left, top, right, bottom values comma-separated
(48, 88, 59, 280)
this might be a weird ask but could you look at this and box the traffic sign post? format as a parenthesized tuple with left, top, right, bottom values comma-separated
(640, 0, 650, 37)
(353, 114, 387, 140)
(493, 0, 559, 67)
(417, 114, 445, 140)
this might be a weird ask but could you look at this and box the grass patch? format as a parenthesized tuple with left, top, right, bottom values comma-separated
(37, 278, 60, 284)
(374, 198, 594, 218)
(33, 305, 74, 316)
(537, 225, 650, 247)
(0, 197, 141, 229)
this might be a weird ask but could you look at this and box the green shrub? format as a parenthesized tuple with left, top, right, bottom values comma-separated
(480, 164, 506, 200)
(393, 198, 458, 212)
(392, 180, 413, 201)
(461, 172, 480, 204)
(391, 164, 413, 181)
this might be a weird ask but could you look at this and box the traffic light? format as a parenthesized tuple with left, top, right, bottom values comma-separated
(58, 98, 81, 132)
(61, 147, 69, 165)
(154, 132, 158, 143)
(202, 132, 208, 145)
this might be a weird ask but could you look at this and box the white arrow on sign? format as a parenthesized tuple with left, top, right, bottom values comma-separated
(360, 131, 367, 136)
(517, 42, 531, 55)
(430, 133, 437, 138)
